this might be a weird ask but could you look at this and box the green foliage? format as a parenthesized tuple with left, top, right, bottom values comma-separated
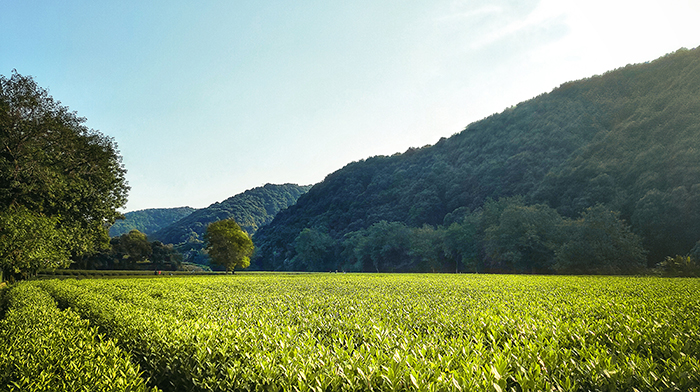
(632, 185, 700, 266)
(692, 241, 700, 261)
(268, 196, 646, 275)
(204, 219, 254, 272)
(657, 255, 700, 277)
(291, 228, 336, 271)
(75, 230, 183, 271)
(0, 283, 158, 391)
(0, 206, 70, 280)
(18, 274, 700, 391)
(442, 215, 480, 273)
(113, 230, 152, 263)
(555, 205, 647, 274)
(409, 224, 446, 272)
(483, 199, 564, 273)
(255, 47, 700, 269)
(0, 71, 129, 277)
(109, 207, 196, 237)
(150, 184, 309, 267)
(348, 221, 413, 272)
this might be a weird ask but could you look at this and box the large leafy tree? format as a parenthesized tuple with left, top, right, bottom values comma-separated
(0, 71, 128, 277)
(111, 230, 152, 266)
(555, 205, 646, 274)
(349, 221, 412, 272)
(292, 228, 335, 271)
(483, 200, 565, 273)
(204, 219, 253, 273)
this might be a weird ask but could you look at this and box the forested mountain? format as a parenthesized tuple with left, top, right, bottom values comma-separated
(253, 47, 700, 273)
(109, 207, 196, 237)
(152, 183, 311, 244)
(150, 184, 310, 264)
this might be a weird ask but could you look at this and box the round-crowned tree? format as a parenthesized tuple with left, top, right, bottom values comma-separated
(204, 218, 254, 273)
(1, 71, 129, 279)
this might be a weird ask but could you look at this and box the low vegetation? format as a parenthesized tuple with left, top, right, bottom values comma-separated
(74, 229, 184, 271)
(0, 283, 157, 391)
(266, 198, 648, 274)
(2, 274, 697, 391)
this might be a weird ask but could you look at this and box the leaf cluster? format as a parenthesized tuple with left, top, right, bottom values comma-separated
(270, 198, 646, 274)
(76, 230, 183, 271)
(204, 219, 254, 272)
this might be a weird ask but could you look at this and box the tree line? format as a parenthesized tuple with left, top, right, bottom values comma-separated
(73, 229, 184, 271)
(76, 218, 254, 273)
(253, 197, 654, 274)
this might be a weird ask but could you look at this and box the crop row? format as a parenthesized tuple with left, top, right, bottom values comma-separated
(26, 274, 700, 391)
(0, 282, 158, 392)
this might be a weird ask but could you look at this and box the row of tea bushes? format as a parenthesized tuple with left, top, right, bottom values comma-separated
(34, 269, 220, 279)
(36, 280, 248, 391)
(0, 283, 159, 392)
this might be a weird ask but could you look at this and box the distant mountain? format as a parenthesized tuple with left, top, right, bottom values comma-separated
(109, 207, 196, 237)
(150, 183, 311, 246)
(254, 47, 700, 271)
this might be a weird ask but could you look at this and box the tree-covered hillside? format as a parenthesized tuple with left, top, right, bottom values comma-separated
(150, 184, 310, 265)
(253, 47, 700, 273)
(152, 184, 311, 244)
(109, 207, 196, 237)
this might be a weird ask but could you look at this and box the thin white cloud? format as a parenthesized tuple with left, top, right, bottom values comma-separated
(468, 0, 571, 50)
(437, 5, 504, 22)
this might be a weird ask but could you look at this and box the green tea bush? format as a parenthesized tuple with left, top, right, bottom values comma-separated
(0, 283, 159, 392)
(34, 274, 700, 392)
(658, 255, 700, 277)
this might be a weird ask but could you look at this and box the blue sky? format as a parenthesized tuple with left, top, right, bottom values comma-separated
(2, 1, 699, 212)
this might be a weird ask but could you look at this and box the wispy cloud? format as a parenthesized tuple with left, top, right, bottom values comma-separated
(437, 5, 504, 22)
(464, 0, 567, 50)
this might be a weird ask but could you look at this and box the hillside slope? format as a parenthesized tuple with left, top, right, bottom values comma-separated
(109, 207, 196, 237)
(254, 47, 700, 270)
(151, 183, 311, 245)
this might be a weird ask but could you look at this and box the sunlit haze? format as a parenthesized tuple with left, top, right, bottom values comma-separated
(2, 0, 699, 211)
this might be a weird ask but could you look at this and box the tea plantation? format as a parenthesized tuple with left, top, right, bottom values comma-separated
(1, 274, 698, 391)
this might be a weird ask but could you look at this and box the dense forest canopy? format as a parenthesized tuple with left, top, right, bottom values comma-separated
(109, 207, 196, 237)
(0, 71, 129, 278)
(253, 47, 700, 273)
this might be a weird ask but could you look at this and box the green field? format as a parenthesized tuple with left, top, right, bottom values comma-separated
(1, 274, 699, 391)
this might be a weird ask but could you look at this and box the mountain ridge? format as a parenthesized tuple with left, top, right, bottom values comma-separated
(151, 183, 311, 246)
(253, 47, 700, 271)
(109, 207, 196, 237)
